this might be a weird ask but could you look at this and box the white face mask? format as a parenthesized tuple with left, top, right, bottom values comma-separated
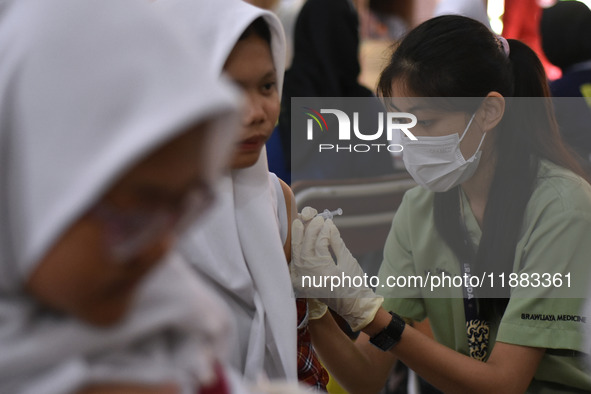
(401, 113, 486, 192)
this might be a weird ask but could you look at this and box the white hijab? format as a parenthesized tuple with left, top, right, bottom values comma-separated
(156, 0, 297, 382)
(0, 0, 241, 392)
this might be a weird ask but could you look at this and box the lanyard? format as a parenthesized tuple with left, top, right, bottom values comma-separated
(458, 188, 490, 361)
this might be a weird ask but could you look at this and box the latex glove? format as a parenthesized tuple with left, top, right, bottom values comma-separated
(293, 207, 328, 319)
(291, 217, 383, 331)
(306, 298, 328, 320)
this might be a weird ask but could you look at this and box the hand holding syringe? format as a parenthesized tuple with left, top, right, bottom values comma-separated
(291, 207, 383, 332)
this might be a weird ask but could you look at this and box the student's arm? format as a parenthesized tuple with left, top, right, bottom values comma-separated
(278, 177, 295, 261)
(314, 307, 545, 394)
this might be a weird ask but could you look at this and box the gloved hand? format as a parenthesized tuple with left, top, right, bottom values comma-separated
(293, 207, 327, 320)
(291, 216, 383, 331)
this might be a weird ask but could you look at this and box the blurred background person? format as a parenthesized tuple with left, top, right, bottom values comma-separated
(541, 0, 591, 169)
(277, 0, 395, 183)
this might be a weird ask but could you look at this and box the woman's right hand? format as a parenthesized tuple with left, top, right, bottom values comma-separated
(291, 215, 383, 332)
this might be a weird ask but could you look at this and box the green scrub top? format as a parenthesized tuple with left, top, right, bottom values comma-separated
(377, 160, 591, 393)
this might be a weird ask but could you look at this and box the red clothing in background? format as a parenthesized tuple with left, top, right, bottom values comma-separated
(503, 0, 561, 80)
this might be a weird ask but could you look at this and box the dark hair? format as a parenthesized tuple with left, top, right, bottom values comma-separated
(239, 17, 271, 45)
(378, 16, 587, 320)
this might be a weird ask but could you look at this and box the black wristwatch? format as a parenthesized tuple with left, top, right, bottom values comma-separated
(369, 312, 406, 351)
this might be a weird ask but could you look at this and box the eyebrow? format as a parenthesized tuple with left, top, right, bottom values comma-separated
(261, 70, 277, 81)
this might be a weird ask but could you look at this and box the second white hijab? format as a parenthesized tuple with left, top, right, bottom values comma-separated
(156, 0, 297, 382)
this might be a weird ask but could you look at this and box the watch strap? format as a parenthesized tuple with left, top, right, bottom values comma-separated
(369, 311, 406, 351)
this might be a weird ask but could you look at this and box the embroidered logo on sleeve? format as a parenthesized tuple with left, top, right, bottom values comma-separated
(521, 313, 587, 323)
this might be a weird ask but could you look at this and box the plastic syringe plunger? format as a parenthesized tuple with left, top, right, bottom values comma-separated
(316, 208, 343, 220)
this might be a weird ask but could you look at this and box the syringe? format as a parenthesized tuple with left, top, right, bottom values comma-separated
(316, 208, 343, 220)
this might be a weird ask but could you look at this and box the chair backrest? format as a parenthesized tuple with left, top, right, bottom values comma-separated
(292, 173, 416, 258)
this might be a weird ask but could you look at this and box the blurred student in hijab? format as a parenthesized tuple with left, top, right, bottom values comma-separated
(278, 0, 394, 182)
(0, 0, 245, 392)
(155, 0, 328, 390)
(541, 0, 591, 167)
